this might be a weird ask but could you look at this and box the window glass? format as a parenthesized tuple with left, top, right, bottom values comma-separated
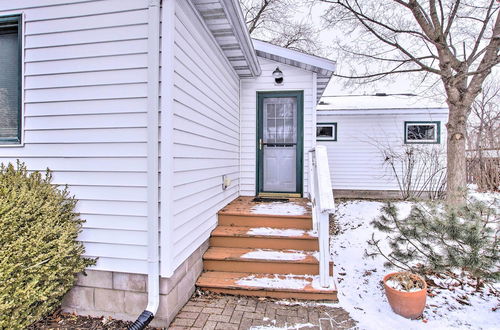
(405, 122, 439, 143)
(316, 123, 337, 141)
(0, 16, 21, 144)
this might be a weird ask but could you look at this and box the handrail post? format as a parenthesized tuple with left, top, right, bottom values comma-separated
(308, 146, 335, 288)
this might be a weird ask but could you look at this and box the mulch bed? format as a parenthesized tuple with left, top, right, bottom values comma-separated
(28, 309, 160, 330)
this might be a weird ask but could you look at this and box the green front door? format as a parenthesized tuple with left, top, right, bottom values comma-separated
(256, 91, 304, 196)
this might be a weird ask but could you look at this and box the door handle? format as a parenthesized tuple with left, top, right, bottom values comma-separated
(259, 138, 262, 150)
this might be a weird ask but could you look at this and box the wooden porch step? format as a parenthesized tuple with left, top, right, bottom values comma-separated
(218, 214, 312, 230)
(210, 226, 319, 251)
(218, 196, 313, 230)
(203, 247, 321, 275)
(196, 271, 338, 301)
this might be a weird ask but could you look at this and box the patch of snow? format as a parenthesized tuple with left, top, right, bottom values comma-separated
(307, 230, 318, 237)
(468, 185, 500, 205)
(251, 323, 315, 330)
(241, 249, 313, 261)
(247, 227, 306, 237)
(251, 202, 306, 216)
(310, 275, 336, 291)
(332, 199, 499, 330)
(236, 274, 336, 292)
(237, 274, 308, 290)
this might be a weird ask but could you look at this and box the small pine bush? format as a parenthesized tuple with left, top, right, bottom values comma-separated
(0, 162, 95, 329)
(368, 199, 499, 287)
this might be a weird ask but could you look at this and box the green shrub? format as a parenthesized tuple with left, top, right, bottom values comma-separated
(0, 162, 95, 329)
(368, 199, 499, 287)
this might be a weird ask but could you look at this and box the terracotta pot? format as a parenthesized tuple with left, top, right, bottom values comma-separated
(383, 272, 427, 319)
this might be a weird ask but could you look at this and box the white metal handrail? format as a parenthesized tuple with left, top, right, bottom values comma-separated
(308, 146, 335, 288)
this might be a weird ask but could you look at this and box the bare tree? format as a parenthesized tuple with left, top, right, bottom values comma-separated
(240, 0, 323, 54)
(466, 77, 500, 191)
(320, 0, 500, 205)
(468, 77, 500, 150)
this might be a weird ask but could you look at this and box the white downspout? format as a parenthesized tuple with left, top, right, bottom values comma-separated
(129, 0, 161, 328)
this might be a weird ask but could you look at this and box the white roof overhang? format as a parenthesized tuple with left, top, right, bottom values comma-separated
(252, 39, 337, 102)
(191, 0, 261, 78)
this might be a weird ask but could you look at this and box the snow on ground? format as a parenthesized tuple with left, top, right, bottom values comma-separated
(241, 249, 318, 261)
(332, 198, 499, 330)
(251, 202, 306, 216)
(251, 322, 316, 330)
(251, 323, 316, 330)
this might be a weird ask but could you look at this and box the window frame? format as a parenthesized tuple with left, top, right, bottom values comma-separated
(404, 121, 441, 144)
(316, 122, 337, 141)
(0, 14, 23, 146)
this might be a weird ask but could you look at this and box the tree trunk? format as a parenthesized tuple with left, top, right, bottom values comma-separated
(446, 104, 468, 206)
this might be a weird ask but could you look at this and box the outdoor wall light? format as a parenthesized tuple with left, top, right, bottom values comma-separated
(272, 67, 284, 85)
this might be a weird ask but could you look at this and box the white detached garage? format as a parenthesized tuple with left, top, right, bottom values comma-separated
(316, 94, 449, 198)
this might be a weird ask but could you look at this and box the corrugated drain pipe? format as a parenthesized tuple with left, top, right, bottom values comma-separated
(129, 0, 161, 329)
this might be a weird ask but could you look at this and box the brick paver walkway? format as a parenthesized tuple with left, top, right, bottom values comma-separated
(169, 293, 356, 330)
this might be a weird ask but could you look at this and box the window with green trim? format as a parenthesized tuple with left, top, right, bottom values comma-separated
(0, 15, 22, 144)
(404, 121, 440, 144)
(316, 123, 337, 141)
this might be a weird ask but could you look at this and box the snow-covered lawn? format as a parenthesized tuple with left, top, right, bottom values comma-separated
(333, 198, 499, 330)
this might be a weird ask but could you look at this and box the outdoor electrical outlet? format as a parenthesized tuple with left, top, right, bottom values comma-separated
(222, 175, 231, 190)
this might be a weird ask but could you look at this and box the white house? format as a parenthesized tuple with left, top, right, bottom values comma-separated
(317, 94, 449, 198)
(0, 0, 337, 327)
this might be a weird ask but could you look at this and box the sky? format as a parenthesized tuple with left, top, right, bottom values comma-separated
(304, 2, 432, 98)
(295, 1, 498, 102)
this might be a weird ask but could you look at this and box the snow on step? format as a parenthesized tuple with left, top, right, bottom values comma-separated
(236, 273, 336, 292)
(250, 202, 307, 216)
(246, 227, 318, 238)
(241, 249, 319, 262)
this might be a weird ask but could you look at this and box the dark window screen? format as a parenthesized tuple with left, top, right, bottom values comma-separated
(0, 17, 20, 143)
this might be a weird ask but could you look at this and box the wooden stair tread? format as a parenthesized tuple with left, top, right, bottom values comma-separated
(203, 247, 319, 264)
(197, 271, 337, 295)
(218, 196, 312, 219)
(212, 226, 318, 240)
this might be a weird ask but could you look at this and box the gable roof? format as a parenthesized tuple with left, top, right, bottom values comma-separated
(252, 39, 337, 102)
(191, 0, 261, 78)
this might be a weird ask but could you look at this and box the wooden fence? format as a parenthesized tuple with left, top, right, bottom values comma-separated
(466, 155, 500, 191)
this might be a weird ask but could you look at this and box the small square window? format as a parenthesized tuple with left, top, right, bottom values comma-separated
(405, 121, 440, 144)
(316, 123, 337, 141)
(0, 15, 22, 145)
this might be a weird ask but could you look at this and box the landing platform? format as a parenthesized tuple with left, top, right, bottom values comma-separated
(219, 196, 312, 218)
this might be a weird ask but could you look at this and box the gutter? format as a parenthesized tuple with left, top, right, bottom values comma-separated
(129, 0, 161, 328)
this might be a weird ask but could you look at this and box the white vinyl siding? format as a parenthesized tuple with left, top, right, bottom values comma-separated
(0, 0, 150, 274)
(240, 58, 315, 196)
(169, 0, 240, 271)
(317, 109, 448, 191)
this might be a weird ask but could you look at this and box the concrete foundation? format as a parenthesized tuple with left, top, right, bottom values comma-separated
(332, 189, 439, 200)
(333, 189, 402, 200)
(62, 240, 209, 327)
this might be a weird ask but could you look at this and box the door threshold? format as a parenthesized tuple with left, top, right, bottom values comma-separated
(258, 192, 302, 198)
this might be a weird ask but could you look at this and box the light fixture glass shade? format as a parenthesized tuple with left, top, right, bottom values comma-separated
(272, 67, 284, 84)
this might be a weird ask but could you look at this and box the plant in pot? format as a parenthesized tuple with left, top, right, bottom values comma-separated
(383, 271, 427, 319)
(368, 201, 499, 320)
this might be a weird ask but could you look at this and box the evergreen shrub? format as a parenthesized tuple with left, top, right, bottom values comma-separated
(0, 162, 95, 329)
(368, 199, 499, 287)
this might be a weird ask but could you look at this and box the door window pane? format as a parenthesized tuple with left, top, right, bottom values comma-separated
(263, 97, 297, 144)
